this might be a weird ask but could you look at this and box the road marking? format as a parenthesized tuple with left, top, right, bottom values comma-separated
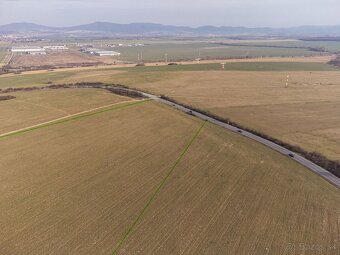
(112, 121, 207, 255)
(0, 99, 149, 140)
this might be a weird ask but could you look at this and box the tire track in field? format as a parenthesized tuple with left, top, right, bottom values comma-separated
(112, 121, 207, 255)
(0, 99, 149, 140)
(14, 99, 70, 115)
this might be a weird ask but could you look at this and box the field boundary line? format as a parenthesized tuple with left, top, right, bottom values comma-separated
(112, 121, 207, 255)
(0, 99, 150, 140)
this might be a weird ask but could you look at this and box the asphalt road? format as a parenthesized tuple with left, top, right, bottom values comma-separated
(138, 91, 340, 188)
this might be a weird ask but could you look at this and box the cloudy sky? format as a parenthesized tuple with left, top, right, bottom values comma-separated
(0, 0, 339, 27)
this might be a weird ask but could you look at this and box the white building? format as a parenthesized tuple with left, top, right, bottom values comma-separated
(11, 46, 46, 54)
(43, 45, 68, 50)
(94, 51, 121, 57)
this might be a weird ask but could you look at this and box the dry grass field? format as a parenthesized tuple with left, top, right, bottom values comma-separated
(0, 88, 131, 134)
(8, 51, 112, 68)
(0, 89, 339, 254)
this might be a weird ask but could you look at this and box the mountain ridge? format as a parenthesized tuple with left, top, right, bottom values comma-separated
(1, 22, 340, 37)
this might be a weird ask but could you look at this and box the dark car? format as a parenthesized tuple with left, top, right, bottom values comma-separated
(288, 153, 295, 158)
(237, 130, 243, 133)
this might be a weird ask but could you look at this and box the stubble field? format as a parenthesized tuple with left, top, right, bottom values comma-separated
(0, 88, 339, 254)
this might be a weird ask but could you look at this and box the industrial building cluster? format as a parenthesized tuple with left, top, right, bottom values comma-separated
(11, 45, 68, 55)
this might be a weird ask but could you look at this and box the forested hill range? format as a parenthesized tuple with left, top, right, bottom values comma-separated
(1, 22, 340, 37)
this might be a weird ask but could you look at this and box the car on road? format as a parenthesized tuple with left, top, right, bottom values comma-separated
(187, 110, 194, 116)
(288, 153, 295, 158)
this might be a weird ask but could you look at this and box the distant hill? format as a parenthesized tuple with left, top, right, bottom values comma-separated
(0, 22, 55, 33)
(1, 22, 340, 37)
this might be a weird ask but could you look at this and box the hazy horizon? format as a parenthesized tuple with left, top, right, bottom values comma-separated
(1, 0, 340, 27)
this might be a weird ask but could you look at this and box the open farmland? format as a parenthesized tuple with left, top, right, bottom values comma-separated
(0, 90, 338, 254)
(0, 88, 132, 134)
(119, 70, 340, 161)
(221, 40, 340, 54)
(118, 122, 339, 254)
(1, 61, 339, 160)
(53, 63, 339, 162)
(0, 47, 9, 65)
(99, 41, 326, 62)
(0, 51, 5, 63)
(8, 51, 111, 68)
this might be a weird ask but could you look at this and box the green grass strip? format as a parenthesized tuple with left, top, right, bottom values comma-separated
(0, 99, 150, 140)
(112, 120, 207, 255)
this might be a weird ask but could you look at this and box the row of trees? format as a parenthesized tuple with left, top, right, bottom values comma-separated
(328, 55, 340, 67)
(0, 95, 15, 101)
(0, 82, 145, 99)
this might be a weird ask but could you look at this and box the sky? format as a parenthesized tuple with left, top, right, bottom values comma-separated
(0, 0, 340, 27)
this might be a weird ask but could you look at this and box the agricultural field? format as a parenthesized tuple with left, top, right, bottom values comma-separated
(0, 88, 132, 134)
(0, 89, 338, 254)
(1, 60, 339, 160)
(122, 70, 340, 161)
(223, 40, 340, 53)
(0, 47, 8, 65)
(16, 61, 338, 161)
(8, 50, 111, 68)
(0, 61, 337, 89)
(101, 41, 325, 62)
(2, 38, 336, 67)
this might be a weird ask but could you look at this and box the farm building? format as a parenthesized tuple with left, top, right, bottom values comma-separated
(43, 45, 69, 50)
(80, 47, 120, 56)
(94, 51, 121, 56)
(11, 46, 46, 54)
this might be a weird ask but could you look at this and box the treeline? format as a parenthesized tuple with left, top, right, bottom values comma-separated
(0, 62, 105, 75)
(328, 55, 340, 67)
(160, 95, 340, 178)
(0, 82, 145, 99)
(0, 95, 15, 101)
